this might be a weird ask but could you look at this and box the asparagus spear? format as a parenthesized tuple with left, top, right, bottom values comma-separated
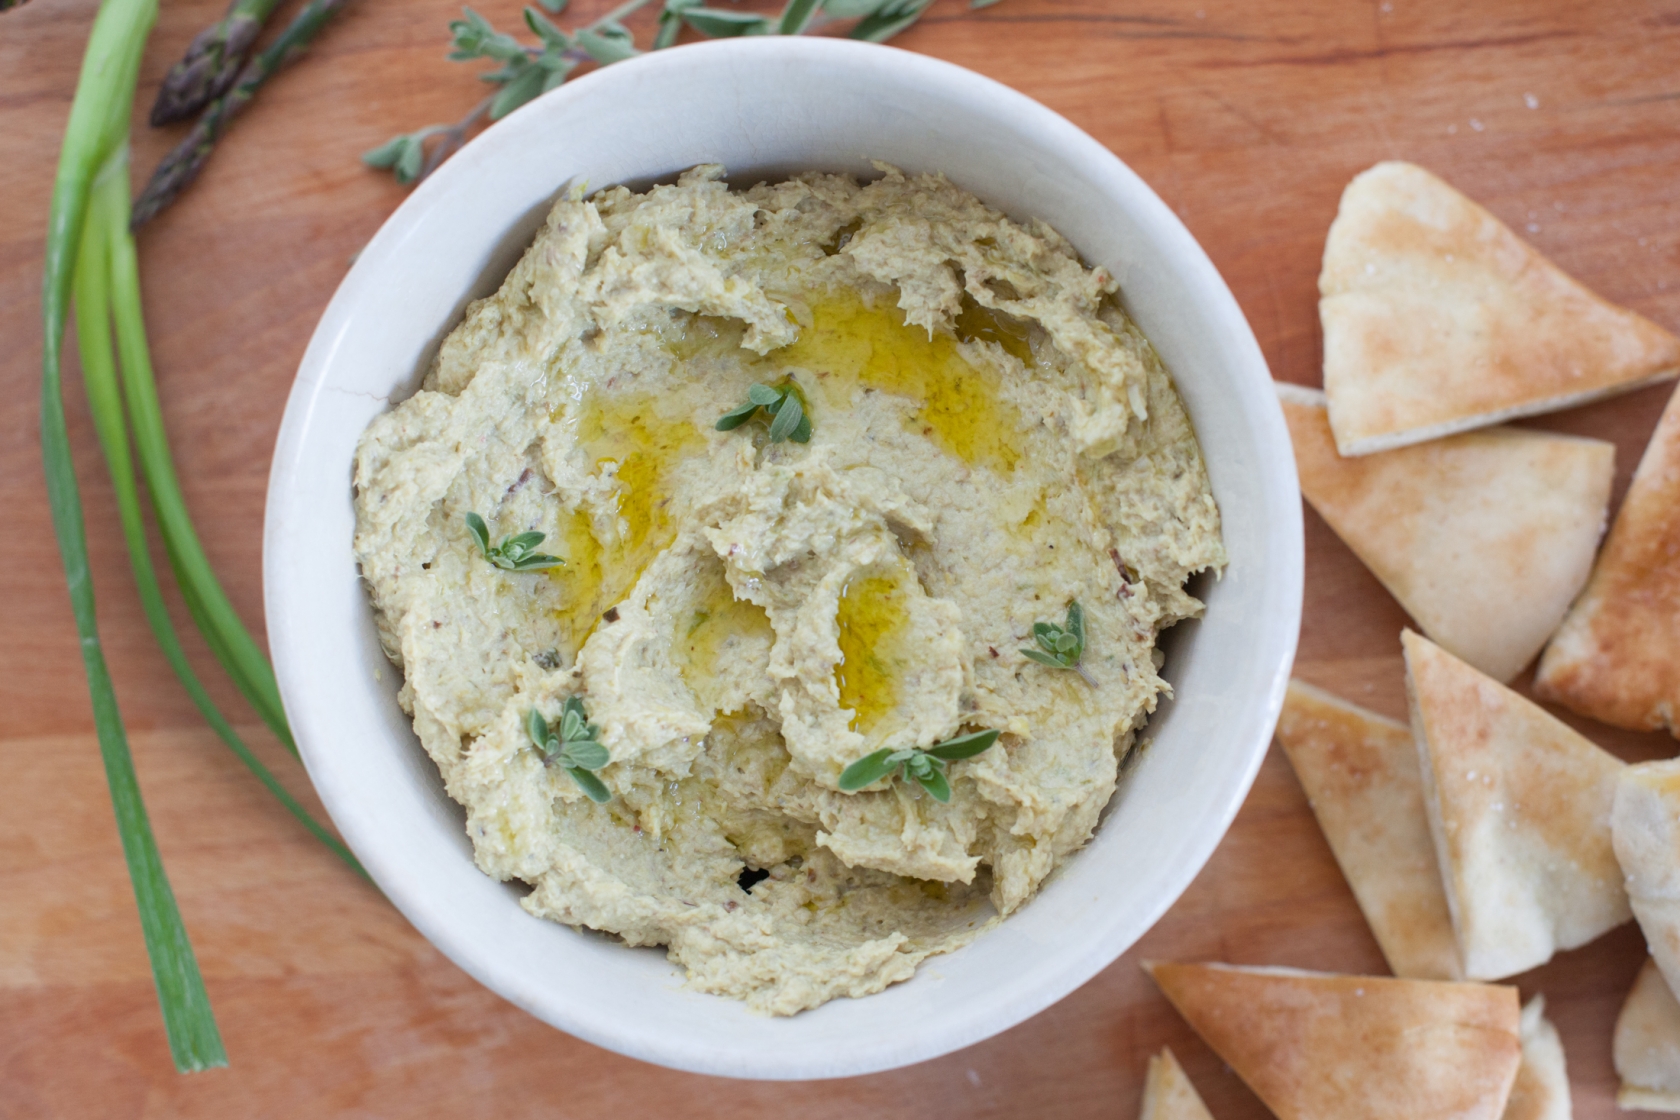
(132, 0, 349, 228)
(149, 0, 284, 125)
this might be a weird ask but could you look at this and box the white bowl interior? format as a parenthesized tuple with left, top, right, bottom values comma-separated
(264, 37, 1302, 1080)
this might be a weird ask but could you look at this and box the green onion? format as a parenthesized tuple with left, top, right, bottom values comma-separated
(78, 153, 367, 883)
(43, 0, 225, 1072)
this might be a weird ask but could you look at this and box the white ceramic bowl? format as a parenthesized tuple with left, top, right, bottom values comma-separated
(265, 36, 1301, 1080)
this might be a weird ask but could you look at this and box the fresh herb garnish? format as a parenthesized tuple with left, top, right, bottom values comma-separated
(528, 698, 612, 802)
(1021, 600, 1094, 686)
(716, 381, 812, 443)
(368, 0, 1008, 188)
(837, 729, 1000, 802)
(466, 512, 565, 571)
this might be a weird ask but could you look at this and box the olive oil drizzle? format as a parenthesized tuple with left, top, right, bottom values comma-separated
(834, 567, 912, 740)
(550, 392, 705, 654)
(775, 291, 1025, 472)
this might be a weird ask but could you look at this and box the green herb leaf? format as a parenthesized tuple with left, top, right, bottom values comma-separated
(850, 0, 933, 41)
(470, 512, 566, 571)
(715, 400, 760, 430)
(924, 728, 1000, 761)
(767, 391, 803, 442)
(577, 24, 640, 62)
(526, 708, 550, 751)
(563, 738, 610, 771)
(524, 5, 570, 48)
(718, 381, 814, 444)
(569, 766, 612, 803)
(361, 135, 411, 169)
(1020, 601, 1095, 685)
(683, 6, 775, 36)
(820, 0, 889, 16)
(838, 747, 899, 791)
(489, 61, 545, 118)
(465, 511, 492, 556)
(538, 0, 568, 11)
(778, 0, 821, 33)
(532, 697, 612, 799)
(915, 766, 952, 802)
(839, 732, 999, 798)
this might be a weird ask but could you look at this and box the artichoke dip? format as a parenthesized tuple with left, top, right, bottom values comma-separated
(353, 165, 1224, 1014)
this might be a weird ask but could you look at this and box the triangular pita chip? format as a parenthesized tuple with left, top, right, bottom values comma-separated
(1502, 996, 1571, 1120)
(1280, 385, 1612, 680)
(1612, 759, 1680, 998)
(1275, 679, 1460, 979)
(1140, 1047, 1216, 1120)
(1403, 630, 1629, 979)
(1320, 161, 1680, 455)
(1536, 382, 1680, 735)
(1616, 958, 1680, 1112)
(1146, 961, 1521, 1120)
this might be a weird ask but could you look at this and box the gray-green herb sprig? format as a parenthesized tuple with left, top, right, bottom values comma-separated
(1021, 600, 1094, 686)
(837, 729, 1000, 802)
(466, 511, 565, 571)
(367, 0, 1005, 187)
(716, 381, 811, 444)
(528, 698, 612, 802)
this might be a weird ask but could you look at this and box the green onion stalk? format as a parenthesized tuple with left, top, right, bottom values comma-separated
(44, 0, 367, 1071)
(42, 0, 224, 1073)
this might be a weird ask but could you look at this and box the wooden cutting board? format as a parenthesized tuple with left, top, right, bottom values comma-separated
(3, 0, 1678, 1115)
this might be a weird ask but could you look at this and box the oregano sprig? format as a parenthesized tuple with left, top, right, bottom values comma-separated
(716, 381, 811, 443)
(837, 729, 1000, 803)
(367, 0, 1006, 187)
(1021, 600, 1095, 686)
(466, 511, 565, 571)
(527, 697, 612, 802)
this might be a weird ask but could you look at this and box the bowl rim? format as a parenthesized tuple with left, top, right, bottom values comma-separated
(265, 34, 1301, 1079)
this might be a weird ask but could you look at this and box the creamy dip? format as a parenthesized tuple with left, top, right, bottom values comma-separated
(353, 165, 1224, 1014)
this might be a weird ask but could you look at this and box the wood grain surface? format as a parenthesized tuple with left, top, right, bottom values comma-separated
(3, 0, 1679, 1115)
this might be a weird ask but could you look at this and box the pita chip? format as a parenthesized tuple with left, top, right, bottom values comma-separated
(1612, 759, 1680, 999)
(1502, 996, 1572, 1120)
(1319, 161, 1680, 456)
(1403, 630, 1629, 980)
(1146, 961, 1521, 1120)
(1275, 679, 1460, 979)
(1536, 382, 1680, 735)
(1139, 1048, 1216, 1120)
(1280, 385, 1612, 681)
(1617, 959, 1680, 1112)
